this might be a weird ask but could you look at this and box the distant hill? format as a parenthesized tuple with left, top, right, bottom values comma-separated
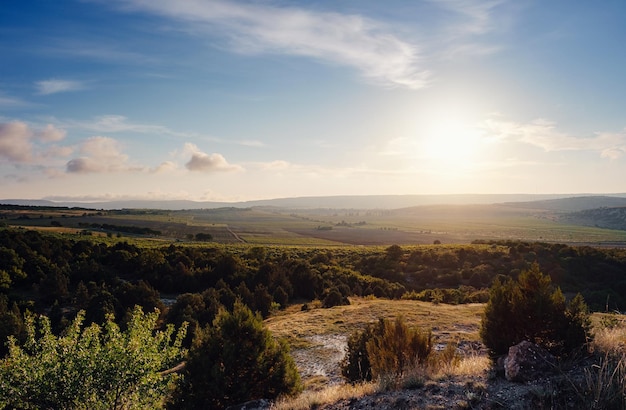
(502, 195, 626, 212)
(0, 193, 606, 211)
(559, 207, 626, 230)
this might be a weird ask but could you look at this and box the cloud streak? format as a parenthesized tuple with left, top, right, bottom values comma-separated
(112, 0, 431, 89)
(482, 117, 626, 159)
(36, 79, 85, 95)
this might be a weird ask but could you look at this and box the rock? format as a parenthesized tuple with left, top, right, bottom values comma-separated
(504, 341, 556, 382)
(225, 398, 271, 410)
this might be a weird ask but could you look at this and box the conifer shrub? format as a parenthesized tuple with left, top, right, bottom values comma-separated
(172, 301, 301, 409)
(480, 263, 591, 356)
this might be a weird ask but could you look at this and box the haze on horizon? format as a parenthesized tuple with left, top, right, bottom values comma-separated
(1, 1, 626, 203)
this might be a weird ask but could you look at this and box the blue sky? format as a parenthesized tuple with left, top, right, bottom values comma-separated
(2, 0, 626, 202)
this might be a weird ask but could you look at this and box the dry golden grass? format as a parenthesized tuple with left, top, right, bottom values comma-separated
(271, 382, 377, 410)
(593, 326, 626, 355)
(436, 355, 491, 378)
(266, 297, 485, 388)
(266, 297, 484, 346)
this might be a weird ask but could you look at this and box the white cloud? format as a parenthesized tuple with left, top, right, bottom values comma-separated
(481, 116, 626, 159)
(0, 122, 33, 162)
(36, 79, 85, 95)
(260, 160, 291, 170)
(183, 143, 242, 172)
(238, 139, 265, 147)
(38, 124, 67, 142)
(151, 161, 177, 173)
(66, 136, 139, 173)
(114, 0, 431, 89)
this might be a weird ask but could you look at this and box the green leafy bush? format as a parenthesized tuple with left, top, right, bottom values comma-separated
(0, 306, 187, 410)
(172, 301, 301, 408)
(480, 263, 591, 356)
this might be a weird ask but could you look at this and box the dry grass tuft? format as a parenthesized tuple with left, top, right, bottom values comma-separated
(592, 325, 626, 356)
(271, 382, 377, 410)
(439, 355, 491, 378)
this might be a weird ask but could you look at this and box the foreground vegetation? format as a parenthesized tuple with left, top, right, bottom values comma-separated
(1, 222, 626, 408)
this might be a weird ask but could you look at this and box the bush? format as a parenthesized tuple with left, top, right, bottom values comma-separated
(342, 320, 382, 382)
(341, 316, 432, 383)
(0, 306, 187, 410)
(172, 301, 301, 408)
(323, 288, 349, 308)
(480, 263, 591, 356)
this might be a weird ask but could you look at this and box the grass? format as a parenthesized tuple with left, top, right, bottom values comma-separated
(266, 297, 484, 348)
(581, 319, 626, 409)
(270, 347, 491, 410)
(271, 382, 378, 410)
(265, 296, 485, 401)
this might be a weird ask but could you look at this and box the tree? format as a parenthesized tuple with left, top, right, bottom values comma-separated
(173, 301, 301, 408)
(0, 306, 187, 410)
(480, 263, 591, 356)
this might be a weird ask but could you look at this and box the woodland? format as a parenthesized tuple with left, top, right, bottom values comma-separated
(1, 201, 626, 408)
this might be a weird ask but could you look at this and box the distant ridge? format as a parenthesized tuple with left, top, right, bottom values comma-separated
(3, 193, 626, 211)
(503, 195, 626, 212)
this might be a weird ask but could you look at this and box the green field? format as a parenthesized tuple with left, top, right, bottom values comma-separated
(3, 203, 626, 246)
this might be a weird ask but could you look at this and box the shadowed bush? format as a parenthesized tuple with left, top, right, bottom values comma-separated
(480, 263, 591, 356)
(171, 301, 301, 409)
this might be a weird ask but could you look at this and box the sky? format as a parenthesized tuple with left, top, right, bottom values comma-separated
(2, 0, 626, 202)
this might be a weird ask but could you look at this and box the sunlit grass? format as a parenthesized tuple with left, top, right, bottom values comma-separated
(271, 382, 378, 410)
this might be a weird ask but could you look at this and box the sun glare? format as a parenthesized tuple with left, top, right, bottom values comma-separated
(419, 118, 482, 171)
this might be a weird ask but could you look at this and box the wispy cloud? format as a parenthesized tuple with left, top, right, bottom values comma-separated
(237, 139, 265, 147)
(426, 0, 506, 59)
(53, 115, 216, 140)
(481, 116, 626, 159)
(36, 79, 85, 95)
(111, 0, 431, 89)
(46, 39, 156, 65)
(0, 93, 32, 108)
(435, 0, 505, 35)
(183, 143, 243, 172)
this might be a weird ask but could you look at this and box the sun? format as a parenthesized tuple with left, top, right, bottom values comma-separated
(423, 120, 479, 159)
(418, 116, 483, 171)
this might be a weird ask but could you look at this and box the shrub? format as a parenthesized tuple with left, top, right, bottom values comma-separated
(342, 320, 382, 382)
(323, 288, 349, 308)
(367, 316, 432, 379)
(341, 316, 432, 383)
(172, 301, 301, 408)
(0, 306, 187, 410)
(480, 263, 591, 356)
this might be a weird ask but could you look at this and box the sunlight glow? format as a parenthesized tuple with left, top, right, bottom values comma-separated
(418, 116, 483, 173)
